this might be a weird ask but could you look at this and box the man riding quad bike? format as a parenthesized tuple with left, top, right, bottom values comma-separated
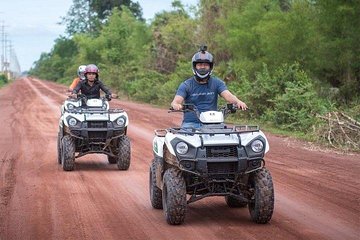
(149, 104, 274, 225)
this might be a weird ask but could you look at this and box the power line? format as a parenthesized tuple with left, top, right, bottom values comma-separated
(0, 19, 21, 80)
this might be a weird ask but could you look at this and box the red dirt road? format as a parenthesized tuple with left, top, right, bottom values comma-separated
(1, 77, 359, 240)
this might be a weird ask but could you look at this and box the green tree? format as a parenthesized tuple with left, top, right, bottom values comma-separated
(61, 0, 100, 36)
(90, 0, 143, 20)
(314, 0, 360, 103)
(30, 37, 78, 81)
(150, 0, 197, 73)
(61, 0, 144, 36)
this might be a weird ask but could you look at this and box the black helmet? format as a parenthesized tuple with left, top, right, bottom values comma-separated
(192, 45, 214, 80)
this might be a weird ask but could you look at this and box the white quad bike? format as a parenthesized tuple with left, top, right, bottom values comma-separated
(150, 104, 274, 225)
(57, 94, 131, 171)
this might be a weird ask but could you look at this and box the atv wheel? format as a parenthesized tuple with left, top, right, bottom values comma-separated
(149, 159, 163, 209)
(162, 168, 186, 225)
(57, 132, 62, 164)
(107, 156, 117, 164)
(225, 195, 248, 208)
(61, 135, 75, 171)
(248, 168, 274, 223)
(117, 136, 131, 170)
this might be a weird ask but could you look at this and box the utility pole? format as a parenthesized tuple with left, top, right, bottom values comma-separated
(8, 41, 12, 79)
(1, 21, 5, 73)
(4, 33, 8, 72)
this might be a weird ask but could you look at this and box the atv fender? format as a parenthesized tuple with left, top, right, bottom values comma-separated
(153, 136, 165, 158)
(154, 156, 164, 189)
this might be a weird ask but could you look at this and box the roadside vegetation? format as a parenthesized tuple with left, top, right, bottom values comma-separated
(0, 74, 8, 87)
(29, 0, 360, 151)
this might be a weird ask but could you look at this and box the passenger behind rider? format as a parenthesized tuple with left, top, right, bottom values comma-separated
(171, 46, 248, 129)
(68, 65, 86, 92)
(70, 64, 114, 101)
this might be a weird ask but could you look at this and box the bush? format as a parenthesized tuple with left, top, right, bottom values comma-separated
(127, 69, 165, 103)
(156, 61, 193, 106)
(0, 74, 8, 87)
(265, 64, 329, 132)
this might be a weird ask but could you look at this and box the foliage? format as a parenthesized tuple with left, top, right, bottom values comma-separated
(29, 37, 78, 81)
(60, 0, 100, 36)
(150, 1, 197, 73)
(314, 0, 360, 103)
(0, 74, 8, 87)
(256, 63, 328, 132)
(30, 0, 360, 150)
(61, 0, 144, 36)
(127, 69, 165, 102)
(90, 0, 143, 20)
(156, 61, 194, 105)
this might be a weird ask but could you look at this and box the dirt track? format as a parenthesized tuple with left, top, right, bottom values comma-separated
(0, 77, 359, 240)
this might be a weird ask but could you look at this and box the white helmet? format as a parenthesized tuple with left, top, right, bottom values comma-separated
(77, 65, 87, 80)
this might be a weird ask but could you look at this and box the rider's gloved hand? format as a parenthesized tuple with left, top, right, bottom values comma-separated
(69, 93, 77, 99)
(105, 94, 112, 101)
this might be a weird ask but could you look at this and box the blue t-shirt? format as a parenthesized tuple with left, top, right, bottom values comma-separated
(176, 76, 227, 123)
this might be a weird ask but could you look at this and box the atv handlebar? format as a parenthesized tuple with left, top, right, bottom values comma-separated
(169, 103, 238, 112)
(168, 103, 240, 120)
(169, 103, 196, 112)
(68, 93, 112, 102)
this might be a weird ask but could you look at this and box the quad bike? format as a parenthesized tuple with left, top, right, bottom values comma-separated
(57, 94, 131, 171)
(149, 104, 274, 225)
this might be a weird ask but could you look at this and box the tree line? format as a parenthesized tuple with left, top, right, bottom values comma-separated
(29, 0, 360, 150)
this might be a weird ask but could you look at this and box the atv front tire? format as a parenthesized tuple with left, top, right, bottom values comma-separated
(57, 132, 62, 164)
(117, 136, 131, 170)
(162, 168, 186, 225)
(248, 168, 274, 223)
(61, 135, 75, 171)
(149, 159, 163, 209)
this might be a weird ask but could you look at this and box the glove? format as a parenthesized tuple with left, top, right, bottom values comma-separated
(105, 94, 112, 101)
(69, 93, 77, 99)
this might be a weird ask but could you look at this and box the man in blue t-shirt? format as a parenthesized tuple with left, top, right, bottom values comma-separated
(171, 46, 248, 128)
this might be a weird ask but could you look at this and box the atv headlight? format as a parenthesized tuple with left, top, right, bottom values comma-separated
(115, 116, 126, 127)
(102, 103, 108, 110)
(68, 117, 77, 127)
(176, 142, 188, 155)
(251, 140, 264, 153)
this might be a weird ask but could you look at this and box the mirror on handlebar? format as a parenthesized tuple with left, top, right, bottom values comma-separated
(227, 103, 237, 113)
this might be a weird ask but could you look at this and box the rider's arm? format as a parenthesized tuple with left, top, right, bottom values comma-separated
(171, 81, 188, 110)
(171, 95, 184, 110)
(220, 90, 248, 110)
(69, 78, 80, 92)
(99, 81, 112, 95)
(72, 80, 82, 94)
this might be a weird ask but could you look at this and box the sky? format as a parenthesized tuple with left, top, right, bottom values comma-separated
(0, 0, 198, 72)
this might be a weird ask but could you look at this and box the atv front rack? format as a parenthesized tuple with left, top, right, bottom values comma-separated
(66, 108, 124, 114)
(155, 125, 259, 137)
(167, 125, 260, 136)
